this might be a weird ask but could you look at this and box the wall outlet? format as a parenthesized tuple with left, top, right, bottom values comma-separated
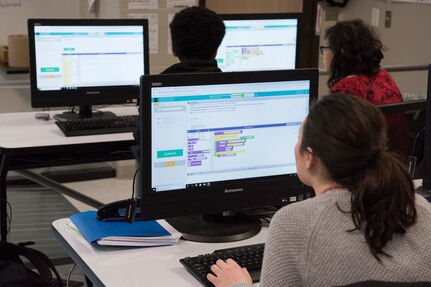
(385, 10, 392, 28)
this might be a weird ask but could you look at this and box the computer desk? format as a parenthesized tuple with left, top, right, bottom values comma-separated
(52, 217, 267, 287)
(0, 106, 137, 242)
(52, 180, 426, 286)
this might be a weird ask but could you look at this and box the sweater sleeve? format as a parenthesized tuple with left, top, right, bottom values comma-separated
(259, 200, 319, 287)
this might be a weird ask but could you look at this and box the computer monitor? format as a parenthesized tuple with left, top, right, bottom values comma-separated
(139, 69, 318, 242)
(420, 64, 431, 191)
(28, 19, 149, 120)
(216, 13, 301, 72)
(377, 99, 426, 162)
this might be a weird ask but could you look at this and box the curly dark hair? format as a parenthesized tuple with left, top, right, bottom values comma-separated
(301, 94, 417, 261)
(325, 19, 384, 87)
(170, 6, 225, 60)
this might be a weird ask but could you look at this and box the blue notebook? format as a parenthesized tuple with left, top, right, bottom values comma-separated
(70, 211, 180, 246)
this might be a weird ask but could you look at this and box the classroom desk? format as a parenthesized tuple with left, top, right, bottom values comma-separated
(0, 107, 138, 241)
(52, 217, 267, 287)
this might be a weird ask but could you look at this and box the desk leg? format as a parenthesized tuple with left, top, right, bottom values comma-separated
(0, 153, 11, 242)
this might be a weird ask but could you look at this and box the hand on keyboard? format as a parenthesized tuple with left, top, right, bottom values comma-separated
(207, 258, 253, 287)
(180, 243, 264, 287)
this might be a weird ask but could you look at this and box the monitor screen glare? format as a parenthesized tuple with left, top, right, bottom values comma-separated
(216, 17, 299, 72)
(33, 25, 145, 91)
(151, 80, 310, 191)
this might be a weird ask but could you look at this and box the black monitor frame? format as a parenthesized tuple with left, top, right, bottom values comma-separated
(139, 69, 318, 241)
(377, 99, 426, 114)
(28, 19, 149, 118)
(422, 64, 431, 190)
(377, 99, 427, 173)
(217, 13, 301, 71)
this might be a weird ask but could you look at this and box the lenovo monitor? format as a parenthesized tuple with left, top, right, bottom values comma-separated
(216, 13, 301, 72)
(28, 19, 149, 120)
(139, 69, 318, 242)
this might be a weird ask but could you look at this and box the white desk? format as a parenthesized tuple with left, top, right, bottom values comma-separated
(52, 218, 267, 287)
(0, 107, 138, 241)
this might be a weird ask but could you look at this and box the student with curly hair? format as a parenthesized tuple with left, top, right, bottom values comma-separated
(207, 94, 431, 287)
(162, 6, 225, 73)
(321, 19, 409, 156)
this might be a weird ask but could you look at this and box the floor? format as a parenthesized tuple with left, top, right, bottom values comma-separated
(7, 173, 134, 286)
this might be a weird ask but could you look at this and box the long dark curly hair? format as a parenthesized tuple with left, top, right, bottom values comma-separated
(325, 19, 384, 87)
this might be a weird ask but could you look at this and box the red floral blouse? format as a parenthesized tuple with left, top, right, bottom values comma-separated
(330, 69, 409, 155)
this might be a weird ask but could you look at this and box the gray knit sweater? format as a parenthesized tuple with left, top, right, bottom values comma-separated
(236, 188, 431, 287)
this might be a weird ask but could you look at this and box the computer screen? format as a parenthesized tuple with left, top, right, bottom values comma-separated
(28, 19, 149, 120)
(139, 69, 318, 242)
(216, 13, 301, 72)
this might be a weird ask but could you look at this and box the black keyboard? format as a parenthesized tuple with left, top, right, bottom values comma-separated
(55, 115, 138, 137)
(180, 243, 264, 287)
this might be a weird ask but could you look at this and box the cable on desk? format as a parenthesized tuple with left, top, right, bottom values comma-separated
(131, 167, 140, 200)
(66, 263, 77, 287)
(7, 200, 12, 239)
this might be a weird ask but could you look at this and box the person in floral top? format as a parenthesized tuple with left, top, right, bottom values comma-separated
(321, 19, 409, 156)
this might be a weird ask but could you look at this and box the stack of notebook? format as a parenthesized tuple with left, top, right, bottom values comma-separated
(70, 211, 181, 247)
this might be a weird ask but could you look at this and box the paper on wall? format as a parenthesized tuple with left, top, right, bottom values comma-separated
(128, 0, 158, 10)
(129, 13, 158, 54)
(166, 0, 198, 8)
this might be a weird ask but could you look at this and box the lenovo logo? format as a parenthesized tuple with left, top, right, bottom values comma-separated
(224, 188, 244, 193)
(152, 82, 163, 86)
(86, 91, 100, 95)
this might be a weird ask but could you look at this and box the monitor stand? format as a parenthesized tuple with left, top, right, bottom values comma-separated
(53, 105, 116, 121)
(166, 212, 261, 243)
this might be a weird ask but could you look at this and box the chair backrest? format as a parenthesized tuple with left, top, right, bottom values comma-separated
(335, 280, 431, 287)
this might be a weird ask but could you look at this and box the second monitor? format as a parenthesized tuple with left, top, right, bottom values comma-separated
(216, 13, 301, 72)
(28, 19, 150, 120)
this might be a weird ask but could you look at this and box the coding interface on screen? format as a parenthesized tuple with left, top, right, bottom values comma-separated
(216, 18, 298, 72)
(33, 25, 145, 91)
(151, 80, 310, 192)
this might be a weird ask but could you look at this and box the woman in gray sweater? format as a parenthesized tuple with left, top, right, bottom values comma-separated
(207, 94, 431, 287)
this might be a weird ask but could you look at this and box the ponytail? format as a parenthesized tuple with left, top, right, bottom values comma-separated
(350, 150, 416, 260)
(301, 94, 417, 261)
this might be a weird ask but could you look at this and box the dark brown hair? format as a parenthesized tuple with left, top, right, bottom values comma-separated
(170, 6, 225, 60)
(300, 94, 417, 260)
(325, 19, 384, 87)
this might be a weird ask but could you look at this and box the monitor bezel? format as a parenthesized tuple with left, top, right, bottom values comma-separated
(422, 64, 431, 189)
(28, 18, 150, 108)
(139, 69, 318, 220)
(217, 13, 302, 71)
